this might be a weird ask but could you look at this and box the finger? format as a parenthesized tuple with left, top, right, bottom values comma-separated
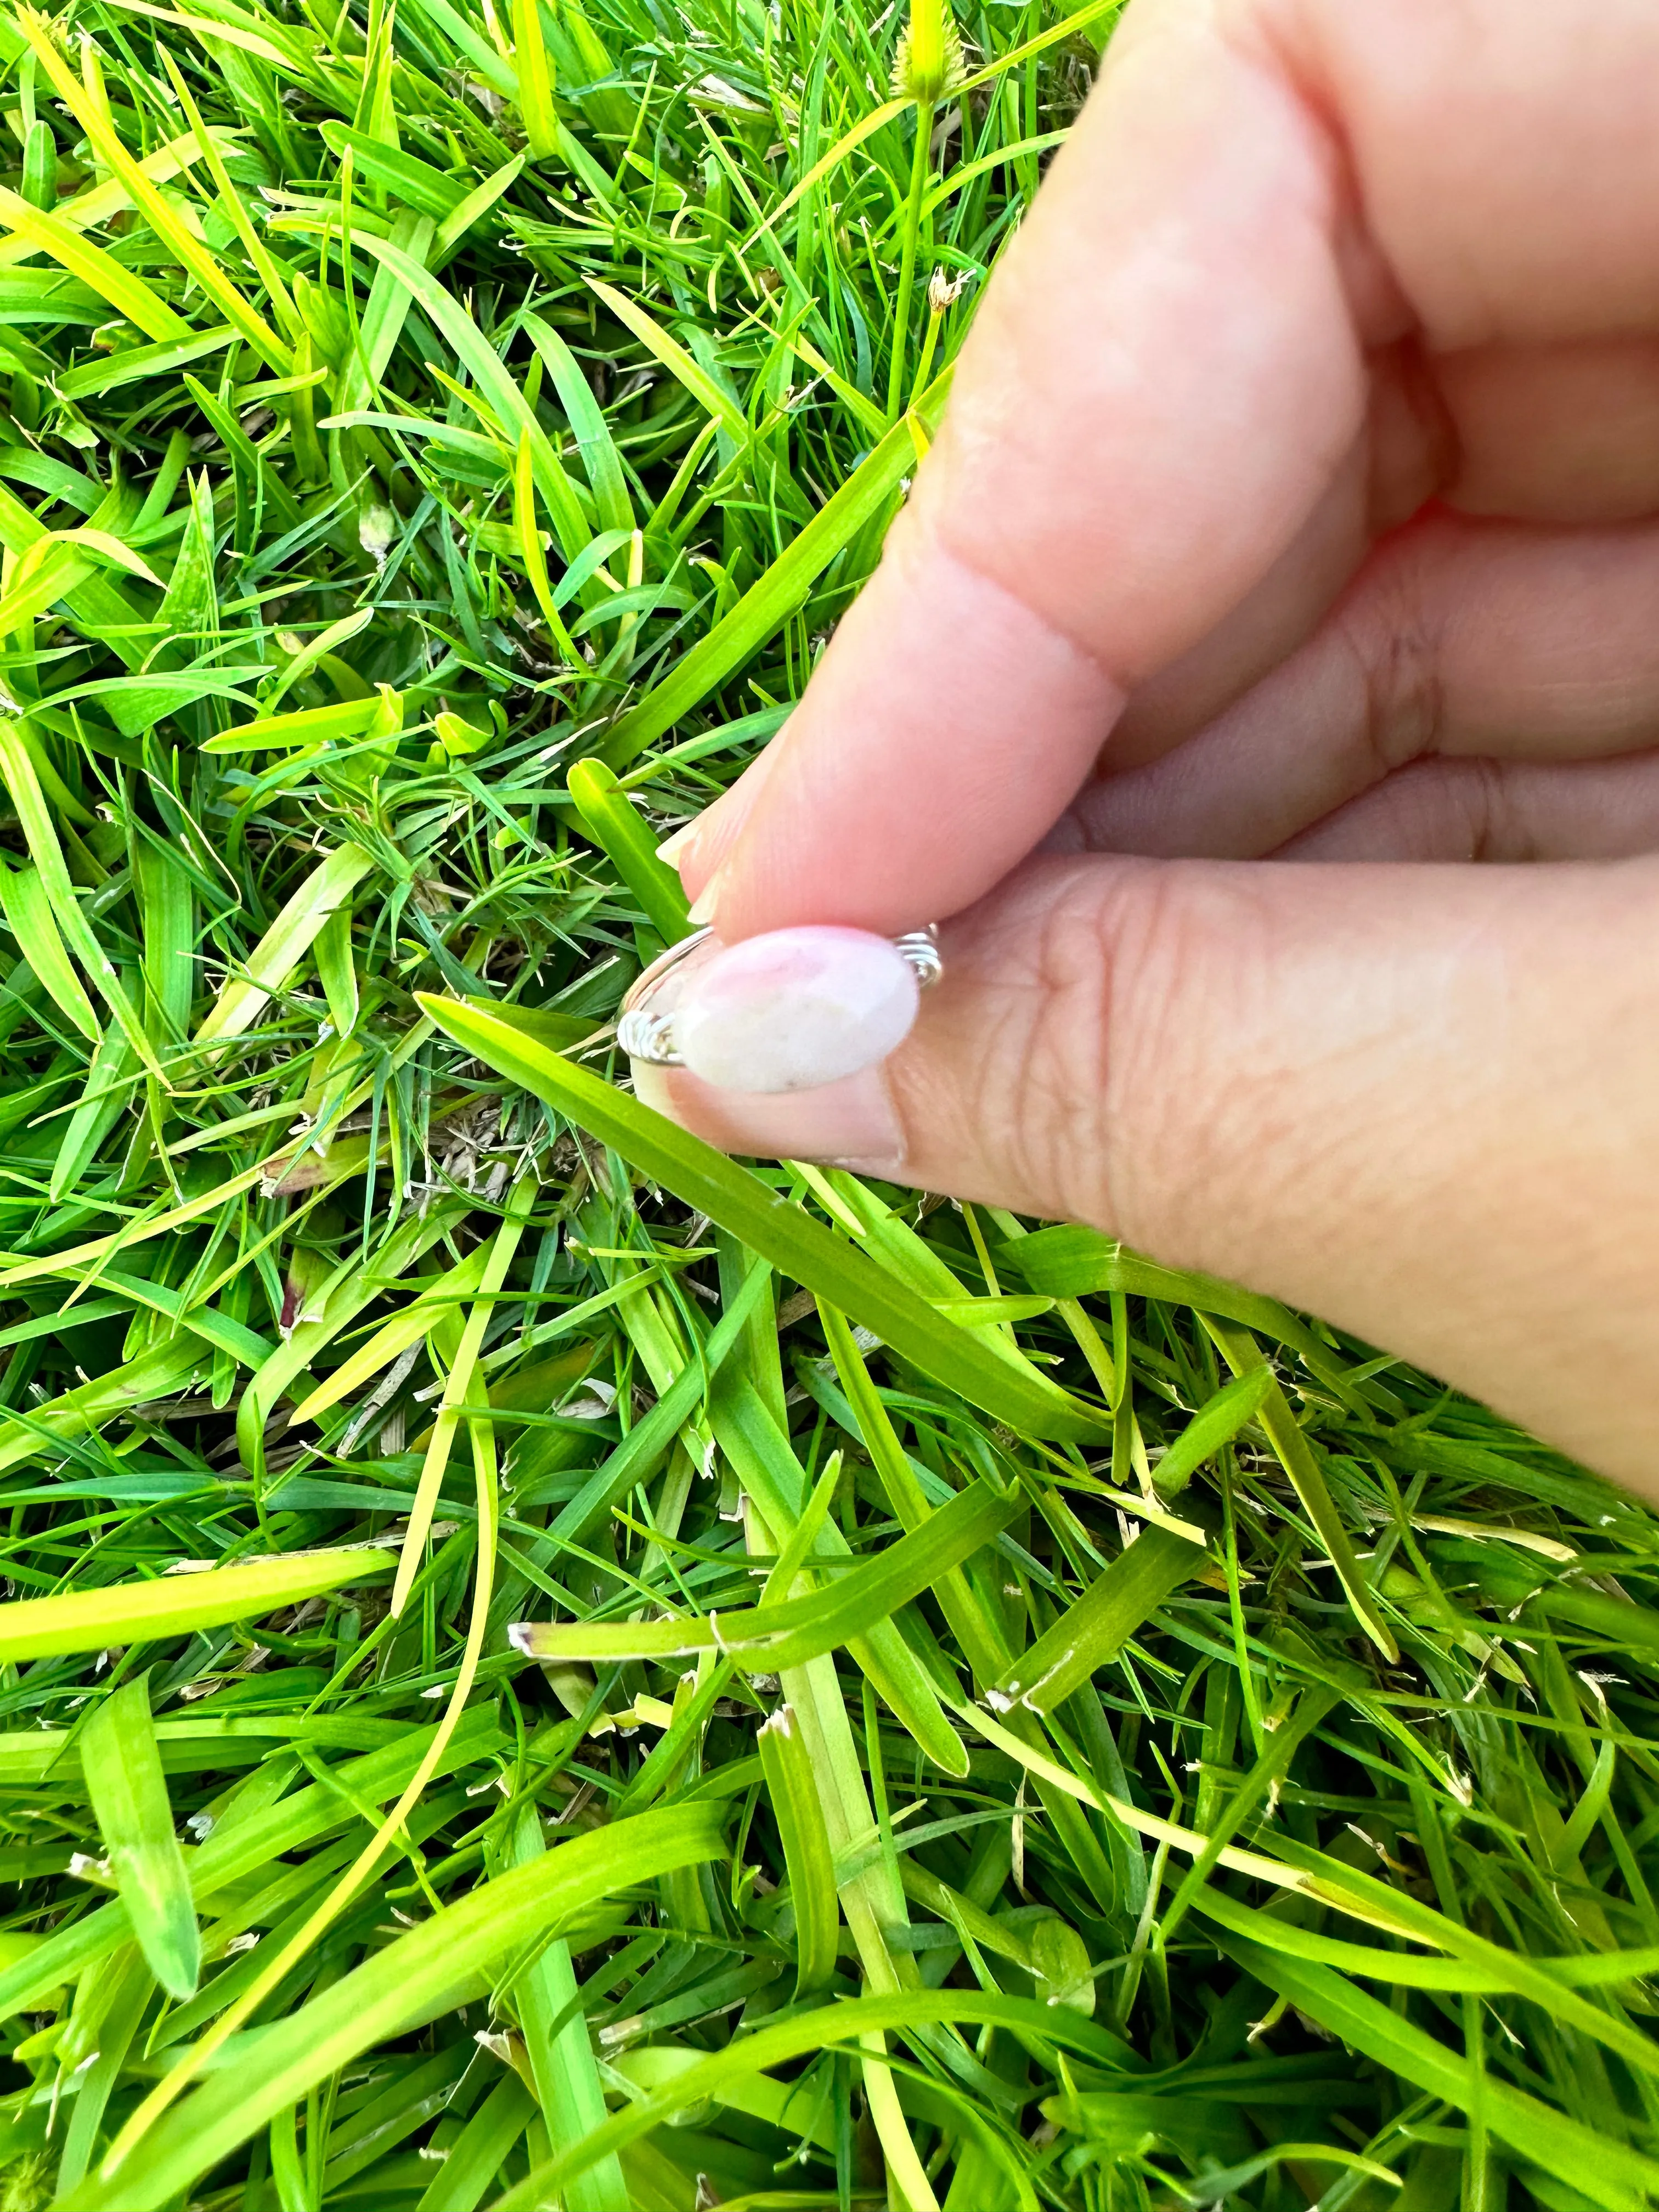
(1438, 337, 1659, 522)
(676, 400, 1390, 907)
(697, 0, 1659, 941)
(682, 340, 1659, 910)
(1059, 510, 1659, 860)
(688, 0, 1366, 933)
(1111, 337, 1659, 772)
(1276, 750, 1659, 862)
(644, 851, 1659, 1494)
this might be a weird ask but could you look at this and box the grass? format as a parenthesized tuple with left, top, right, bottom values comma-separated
(0, 0, 1647, 2207)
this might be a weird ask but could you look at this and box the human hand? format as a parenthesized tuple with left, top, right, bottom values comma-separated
(636, 0, 1659, 1493)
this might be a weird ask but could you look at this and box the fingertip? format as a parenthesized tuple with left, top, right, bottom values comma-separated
(666, 727, 791, 906)
(706, 531, 1125, 941)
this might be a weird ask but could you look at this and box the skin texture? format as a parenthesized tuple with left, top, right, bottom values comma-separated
(650, 0, 1659, 1496)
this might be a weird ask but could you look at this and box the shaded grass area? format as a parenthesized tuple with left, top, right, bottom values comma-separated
(0, 0, 1647, 2207)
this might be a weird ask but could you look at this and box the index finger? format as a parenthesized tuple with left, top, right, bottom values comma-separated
(690, 0, 1659, 940)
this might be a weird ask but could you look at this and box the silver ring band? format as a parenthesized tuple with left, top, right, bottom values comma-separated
(618, 926, 942, 1070)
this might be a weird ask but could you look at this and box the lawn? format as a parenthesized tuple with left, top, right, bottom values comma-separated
(0, 0, 1648, 2207)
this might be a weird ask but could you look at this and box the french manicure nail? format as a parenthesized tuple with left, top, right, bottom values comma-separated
(675, 926, 920, 1093)
(634, 1058, 907, 1175)
(686, 864, 726, 927)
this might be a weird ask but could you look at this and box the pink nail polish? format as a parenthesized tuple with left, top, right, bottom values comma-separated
(675, 926, 920, 1093)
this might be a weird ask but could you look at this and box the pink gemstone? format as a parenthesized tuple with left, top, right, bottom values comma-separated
(675, 926, 920, 1093)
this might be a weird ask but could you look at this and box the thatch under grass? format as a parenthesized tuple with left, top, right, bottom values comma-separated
(0, 0, 1647, 2207)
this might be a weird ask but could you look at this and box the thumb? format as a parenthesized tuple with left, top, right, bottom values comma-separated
(636, 854, 1659, 1493)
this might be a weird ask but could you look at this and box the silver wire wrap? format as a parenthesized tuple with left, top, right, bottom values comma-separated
(618, 925, 942, 1069)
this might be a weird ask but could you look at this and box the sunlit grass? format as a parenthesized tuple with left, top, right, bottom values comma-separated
(0, 0, 1646, 2206)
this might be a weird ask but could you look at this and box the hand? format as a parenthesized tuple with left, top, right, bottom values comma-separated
(639, 0, 1659, 1495)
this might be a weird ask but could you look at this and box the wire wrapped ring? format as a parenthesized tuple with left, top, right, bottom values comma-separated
(618, 926, 942, 1070)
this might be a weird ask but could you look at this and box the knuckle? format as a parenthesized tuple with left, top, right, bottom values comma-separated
(1340, 535, 1451, 774)
(944, 871, 1119, 1223)
(1095, 864, 1299, 1257)
(967, 863, 1268, 1240)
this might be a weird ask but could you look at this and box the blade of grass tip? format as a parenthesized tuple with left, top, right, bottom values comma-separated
(1199, 1315, 1398, 1659)
(1150, 1367, 1273, 1497)
(737, 98, 911, 255)
(19, 115, 53, 210)
(585, 279, 749, 442)
(760, 1448, 844, 1604)
(567, 756, 692, 943)
(432, 151, 526, 271)
(288, 1242, 492, 1427)
(81, 1678, 201, 2002)
(416, 995, 1105, 1442)
(102, 1327, 508, 2173)
(987, 1517, 1209, 1715)
(390, 1176, 535, 1617)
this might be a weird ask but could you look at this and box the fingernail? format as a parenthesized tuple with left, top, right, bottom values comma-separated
(686, 864, 726, 927)
(633, 1059, 907, 1174)
(656, 820, 698, 868)
(675, 926, 919, 1093)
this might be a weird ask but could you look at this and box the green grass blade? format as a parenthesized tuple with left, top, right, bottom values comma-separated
(510, 1475, 1014, 1667)
(64, 1805, 727, 2212)
(598, 368, 954, 765)
(990, 1521, 1206, 1714)
(1151, 1366, 1271, 1496)
(82, 1679, 201, 2001)
(567, 755, 692, 941)
(0, 1547, 395, 1661)
(194, 845, 375, 1051)
(417, 994, 1107, 1442)
(1202, 1315, 1399, 1659)
(0, 720, 161, 1075)
(757, 1704, 841, 1997)
(0, 857, 99, 1041)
